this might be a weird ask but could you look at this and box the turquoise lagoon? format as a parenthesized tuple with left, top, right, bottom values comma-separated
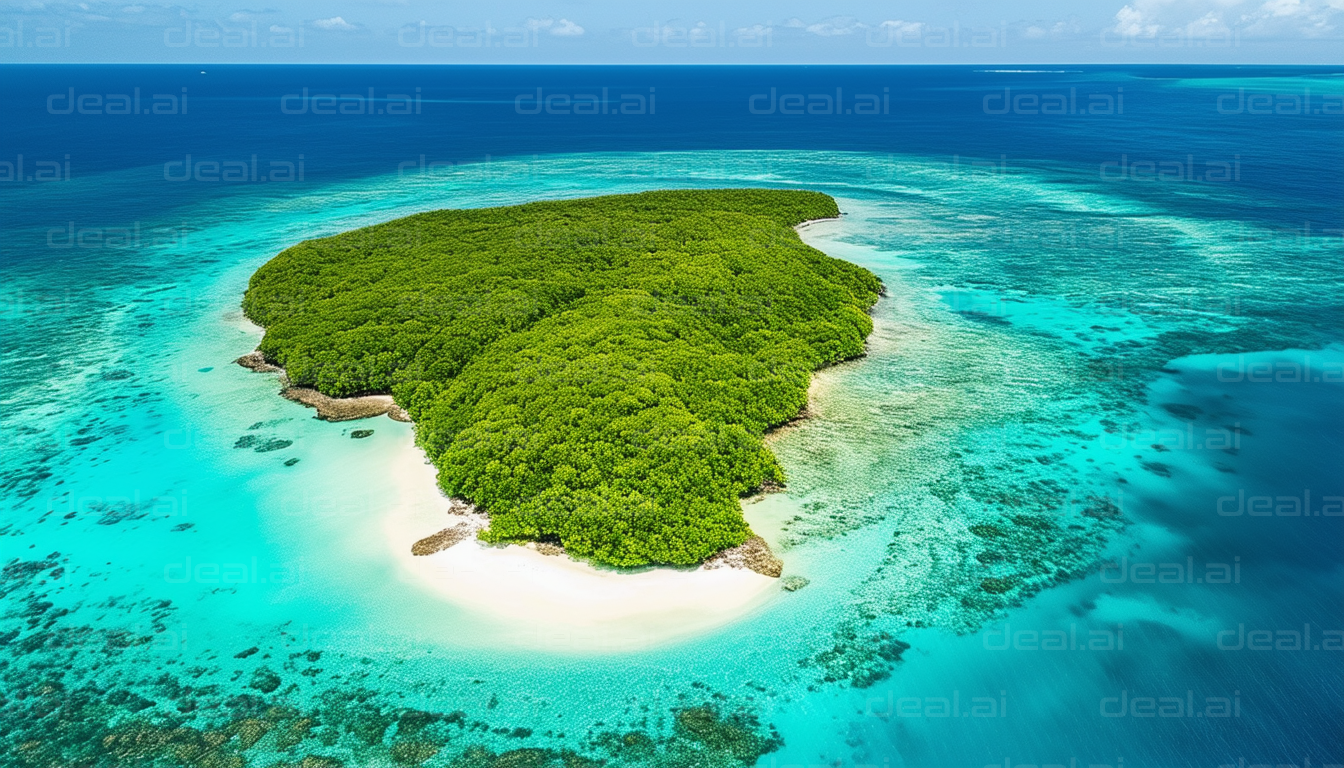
(2, 146, 1342, 767)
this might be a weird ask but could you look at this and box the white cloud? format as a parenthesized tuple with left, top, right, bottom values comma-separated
(121, 4, 144, 12)
(524, 17, 583, 35)
(1241, 0, 1340, 35)
(783, 16, 936, 39)
(550, 17, 583, 36)
(1109, 0, 1342, 39)
(1014, 19, 1081, 41)
(1112, 4, 1160, 37)
(877, 19, 925, 35)
(1187, 11, 1232, 33)
(1261, 0, 1305, 15)
(1241, 0, 1339, 34)
(804, 16, 862, 36)
(312, 15, 355, 30)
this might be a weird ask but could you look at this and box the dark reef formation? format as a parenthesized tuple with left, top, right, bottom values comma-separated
(0, 555, 785, 768)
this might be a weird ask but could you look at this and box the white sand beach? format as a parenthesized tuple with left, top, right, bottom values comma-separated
(381, 439, 780, 652)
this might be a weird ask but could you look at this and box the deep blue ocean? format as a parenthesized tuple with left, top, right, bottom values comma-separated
(1, 65, 1342, 768)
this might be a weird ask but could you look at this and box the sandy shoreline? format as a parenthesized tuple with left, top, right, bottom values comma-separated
(397, 539, 781, 651)
(794, 215, 842, 232)
(379, 441, 781, 651)
(234, 343, 783, 649)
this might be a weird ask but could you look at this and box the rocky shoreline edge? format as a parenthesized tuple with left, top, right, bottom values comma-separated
(236, 349, 786, 579)
(236, 351, 410, 422)
(704, 536, 784, 578)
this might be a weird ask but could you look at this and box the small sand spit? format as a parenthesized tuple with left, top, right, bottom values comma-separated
(703, 536, 784, 578)
(386, 476, 780, 649)
(235, 349, 411, 422)
(411, 508, 488, 556)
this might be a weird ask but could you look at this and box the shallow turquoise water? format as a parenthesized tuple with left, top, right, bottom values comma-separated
(2, 149, 1341, 766)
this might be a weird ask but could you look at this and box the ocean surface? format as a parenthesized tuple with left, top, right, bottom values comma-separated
(1, 65, 1342, 767)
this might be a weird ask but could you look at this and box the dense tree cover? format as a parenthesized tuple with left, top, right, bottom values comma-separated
(243, 189, 881, 566)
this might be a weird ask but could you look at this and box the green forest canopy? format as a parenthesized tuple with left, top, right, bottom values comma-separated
(243, 189, 882, 567)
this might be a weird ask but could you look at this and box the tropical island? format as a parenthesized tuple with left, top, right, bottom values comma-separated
(241, 189, 881, 570)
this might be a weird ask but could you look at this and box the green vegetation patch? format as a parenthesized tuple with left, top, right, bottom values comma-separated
(243, 189, 880, 566)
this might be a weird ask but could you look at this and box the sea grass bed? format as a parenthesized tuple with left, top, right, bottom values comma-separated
(243, 189, 881, 567)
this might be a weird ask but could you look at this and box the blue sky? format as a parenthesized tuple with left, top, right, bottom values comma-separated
(2, 0, 1342, 63)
